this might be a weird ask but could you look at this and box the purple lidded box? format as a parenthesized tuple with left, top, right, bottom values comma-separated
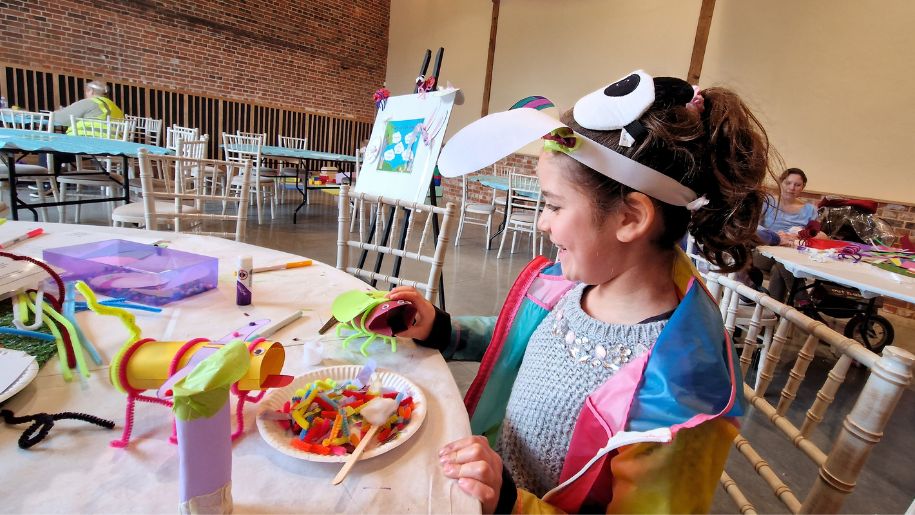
(43, 239, 217, 306)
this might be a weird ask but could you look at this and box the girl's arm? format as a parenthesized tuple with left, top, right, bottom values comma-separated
(387, 287, 496, 362)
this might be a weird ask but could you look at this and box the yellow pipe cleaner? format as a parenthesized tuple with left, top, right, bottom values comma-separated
(74, 281, 141, 393)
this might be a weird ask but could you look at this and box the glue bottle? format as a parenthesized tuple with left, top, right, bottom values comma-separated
(236, 256, 252, 306)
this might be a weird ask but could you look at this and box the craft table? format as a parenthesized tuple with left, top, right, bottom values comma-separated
(0, 128, 172, 222)
(758, 245, 915, 304)
(223, 143, 358, 224)
(0, 221, 478, 514)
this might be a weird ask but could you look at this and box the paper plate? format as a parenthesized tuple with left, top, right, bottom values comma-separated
(256, 365, 426, 463)
(0, 349, 39, 404)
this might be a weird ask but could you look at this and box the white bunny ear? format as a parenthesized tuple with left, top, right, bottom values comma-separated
(573, 70, 655, 131)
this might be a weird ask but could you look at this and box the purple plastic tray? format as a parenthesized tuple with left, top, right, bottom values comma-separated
(43, 239, 217, 306)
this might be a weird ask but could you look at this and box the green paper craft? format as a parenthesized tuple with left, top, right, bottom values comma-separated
(870, 261, 915, 279)
(330, 290, 418, 356)
(172, 340, 250, 421)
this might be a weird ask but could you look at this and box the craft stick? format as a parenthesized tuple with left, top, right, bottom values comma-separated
(318, 316, 339, 335)
(250, 310, 304, 340)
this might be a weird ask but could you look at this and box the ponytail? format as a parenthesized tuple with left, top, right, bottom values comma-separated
(688, 87, 772, 272)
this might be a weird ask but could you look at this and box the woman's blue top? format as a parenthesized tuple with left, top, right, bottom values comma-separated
(760, 195, 817, 233)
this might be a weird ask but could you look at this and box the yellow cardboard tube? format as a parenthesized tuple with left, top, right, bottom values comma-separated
(124, 340, 286, 391)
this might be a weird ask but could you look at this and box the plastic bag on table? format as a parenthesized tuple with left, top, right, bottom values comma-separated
(816, 198, 896, 246)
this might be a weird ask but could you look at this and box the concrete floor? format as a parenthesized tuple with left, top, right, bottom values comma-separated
(14, 187, 915, 513)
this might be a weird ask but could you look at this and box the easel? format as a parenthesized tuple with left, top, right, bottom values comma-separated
(356, 48, 448, 310)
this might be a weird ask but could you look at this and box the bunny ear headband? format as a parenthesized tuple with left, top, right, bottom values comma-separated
(437, 70, 706, 208)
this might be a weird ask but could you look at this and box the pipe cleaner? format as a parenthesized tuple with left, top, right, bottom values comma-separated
(1, 408, 114, 449)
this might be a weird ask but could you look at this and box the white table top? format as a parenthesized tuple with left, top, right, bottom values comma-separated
(0, 221, 478, 514)
(759, 245, 915, 304)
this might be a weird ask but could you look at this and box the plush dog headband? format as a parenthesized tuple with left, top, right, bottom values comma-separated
(437, 70, 704, 207)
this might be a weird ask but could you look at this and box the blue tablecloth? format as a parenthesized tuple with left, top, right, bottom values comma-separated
(469, 174, 539, 199)
(0, 128, 172, 157)
(1, 112, 49, 127)
(223, 143, 356, 163)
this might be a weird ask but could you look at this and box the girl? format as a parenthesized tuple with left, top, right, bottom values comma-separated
(391, 70, 770, 513)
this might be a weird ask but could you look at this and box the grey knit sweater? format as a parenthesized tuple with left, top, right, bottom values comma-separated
(498, 283, 668, 496)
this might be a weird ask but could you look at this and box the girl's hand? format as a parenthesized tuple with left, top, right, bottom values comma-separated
(439, 436, 503, 514)
(386, 286, 436, 340)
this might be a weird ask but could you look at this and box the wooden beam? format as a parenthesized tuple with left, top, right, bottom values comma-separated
(480, 0, 500, 116)
(687, 0, 717, 85)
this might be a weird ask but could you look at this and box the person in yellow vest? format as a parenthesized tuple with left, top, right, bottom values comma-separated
(53, 80, 124, 134)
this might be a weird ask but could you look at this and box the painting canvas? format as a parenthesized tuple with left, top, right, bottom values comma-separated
(379, 118, 423, 173)
(355, 90, 457, 204)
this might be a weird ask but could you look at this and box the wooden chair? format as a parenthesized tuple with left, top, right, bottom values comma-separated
(58, 116, 136, 223)
(114, 138, 210, 227)
(222, 133, 275, 224)
(454, 174, 498, 247)
(0, 109, 61, 221)
(705, 272, 914, 514)
(125, 115, 163, 146)
(278, 135, 307, 149)
(490, 164, 513, 215)
(336, 185, 456, 306)
(165, 125, 200, 150)
(276, 135, 308, 201)
(686, 236, 778, 378)
(136, 149, 252, 242)
(497, 172, 543, 259)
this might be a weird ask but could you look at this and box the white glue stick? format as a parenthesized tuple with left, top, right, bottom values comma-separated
(236, 256, 252, 306)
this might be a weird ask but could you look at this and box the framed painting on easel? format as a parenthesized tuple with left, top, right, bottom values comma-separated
(354, 90, 457, 204)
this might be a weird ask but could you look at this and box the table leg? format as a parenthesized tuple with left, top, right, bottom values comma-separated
(293, 169, 307, 224)
(487, 193, 509, 250)
(4, 151, 39, 222)
(122, 156, 130, 206)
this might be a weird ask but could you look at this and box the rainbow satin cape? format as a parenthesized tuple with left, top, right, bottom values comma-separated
(463, 252, 744, 513)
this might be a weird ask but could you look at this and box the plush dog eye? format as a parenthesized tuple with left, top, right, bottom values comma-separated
(253, 348, 265, 356)
(603, 73, 640, 97)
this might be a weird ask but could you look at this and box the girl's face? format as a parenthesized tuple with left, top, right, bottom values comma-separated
(780, 173, 806, 198)
(536, 151, 621, 285)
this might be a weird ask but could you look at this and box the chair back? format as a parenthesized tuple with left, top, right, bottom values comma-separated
(223, 133, 264, 176)
(165, 125, 200, 150)
(69, 116, 134, 141)
(0, 109, 53, 132)
(237, 131, 267, 144)
(137, 149, 251, 241)
(125, 115, 163, 146)
(705, 272, 914, 514)
(336, 185, 456, 305)
(177, 135, 209, 159)
(279, 135, 308, 149)
(507, 172, 542, 216)
(223, 133, 262, 161)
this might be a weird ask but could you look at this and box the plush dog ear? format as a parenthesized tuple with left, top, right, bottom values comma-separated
(572, 70, 655, 131)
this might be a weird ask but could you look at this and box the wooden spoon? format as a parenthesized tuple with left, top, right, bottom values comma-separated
(331, 397, 398, 485)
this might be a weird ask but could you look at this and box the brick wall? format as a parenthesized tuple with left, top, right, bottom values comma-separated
(0, 0, 389, 120)
(444, 152, 915, 319)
